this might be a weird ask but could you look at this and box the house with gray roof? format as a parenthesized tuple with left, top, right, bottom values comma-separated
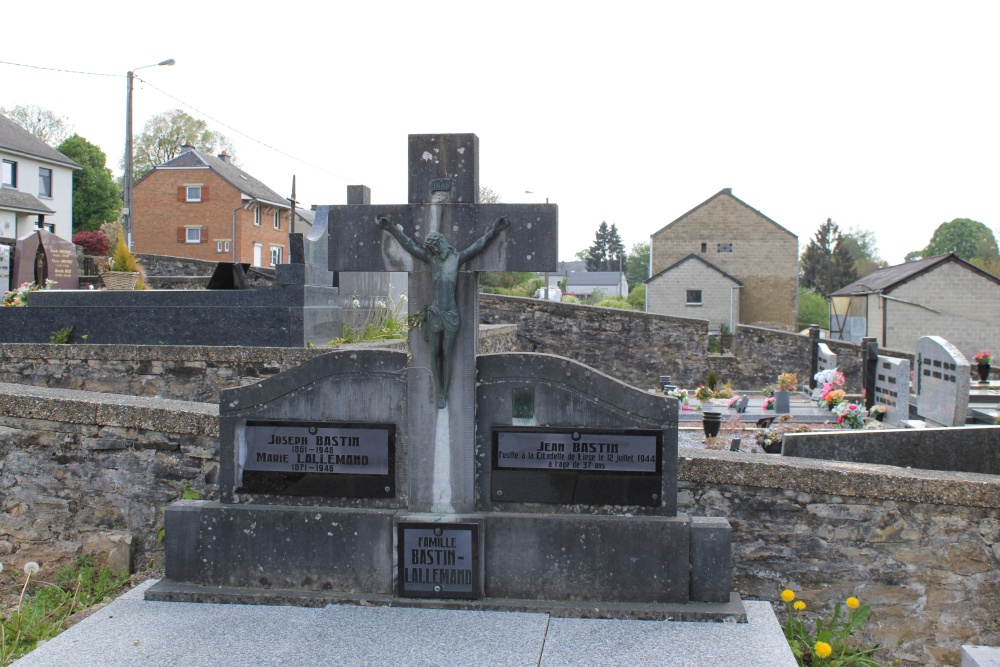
(645, 254, 744, 333)
(564, 271, 628, 299)
(0, 113, 80, 244)
(132, 143, 291, 267)
(829, 253, 1000, 359)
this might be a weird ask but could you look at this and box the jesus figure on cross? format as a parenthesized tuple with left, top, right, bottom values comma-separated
(376, 214, 510, 408)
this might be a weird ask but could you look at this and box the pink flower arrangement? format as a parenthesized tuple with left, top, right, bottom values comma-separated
(727, 395, 741, 409)
(763, 396, 775, 410)
(973, 350, 993, 365)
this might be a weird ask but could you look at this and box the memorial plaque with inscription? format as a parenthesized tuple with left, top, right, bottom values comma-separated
(491, 427, 663, 506)
(397, 522, 479, 599)
(239, 420, 395, 498)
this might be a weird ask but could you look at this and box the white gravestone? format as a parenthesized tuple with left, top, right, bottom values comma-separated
(0, 244, 10, 293)
(916, 336, 970, 427)
(873, 355, 911, 426)
(812, 343, 837, 399)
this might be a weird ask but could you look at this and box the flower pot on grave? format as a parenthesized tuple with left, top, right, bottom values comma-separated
(101, 271, 139, 290)
(874, 411, 885, 422)
(774, 390, 791, 414)
(658, 375, 672, 391)
(978, 363, 991, 383)
(702, 410, 722, 438)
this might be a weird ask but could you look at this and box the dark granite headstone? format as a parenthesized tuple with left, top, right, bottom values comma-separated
(11, 230, 79, 290)
(207, 263, 252, 290)
(11, 231, 41, 288)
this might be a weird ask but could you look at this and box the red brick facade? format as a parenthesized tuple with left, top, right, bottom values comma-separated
(132, 168, 289, 267)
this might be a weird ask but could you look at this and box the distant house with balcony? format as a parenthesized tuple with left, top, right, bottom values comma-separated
(0, 113, 80, 243)
(132, 143, 290, 267)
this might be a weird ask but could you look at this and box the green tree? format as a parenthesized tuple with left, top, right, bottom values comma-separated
(57, 135, 122, 233)
(127, 109, 234, 181)
(625, 241, 649, 290)
(581, 222, 626, 272)
(800, 218, 858, 296)
(918, 218, 999, 262)
(627, 283, 646, 310)
(1, 104, 72, 145)
(838, 227, 887, 277)
(797, 287, 829, 330)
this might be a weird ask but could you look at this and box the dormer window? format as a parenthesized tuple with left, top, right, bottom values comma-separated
(186, 186, 202, 202)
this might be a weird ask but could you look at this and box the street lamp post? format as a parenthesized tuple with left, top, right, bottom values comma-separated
(123, 58, 175, 250)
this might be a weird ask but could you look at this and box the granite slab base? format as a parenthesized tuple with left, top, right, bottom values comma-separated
(145, 581, 746, 622)
(158, 501, 741, 620)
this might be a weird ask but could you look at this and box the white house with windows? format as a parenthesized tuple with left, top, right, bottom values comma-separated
(564, 271, 629, 299)
(644, 253, 743, 332)
(0, 114, 80, 243)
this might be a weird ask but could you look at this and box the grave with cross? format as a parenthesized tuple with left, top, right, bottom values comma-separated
(151, 134, 740, 619)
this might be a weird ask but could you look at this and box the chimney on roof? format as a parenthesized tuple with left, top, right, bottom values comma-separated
(722, 188, 732, 195)
(180, 141, 195, 154)
(217, 151, 230, 163)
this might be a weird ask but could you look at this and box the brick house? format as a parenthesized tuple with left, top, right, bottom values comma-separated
(647, 188, 798, 330)
(132, 144, 290, 267)
(829, 253, 1000, 358)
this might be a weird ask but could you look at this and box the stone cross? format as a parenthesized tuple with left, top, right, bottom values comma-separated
(325, 134, 557, 514)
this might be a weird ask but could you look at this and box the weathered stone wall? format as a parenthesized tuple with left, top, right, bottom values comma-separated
(0, 383, 218, 568)
(0, 383, 994, 666)
(480, 295, 908, 391)
(679, 449, 1000, 667)
(480, 294, 707, 390)
(0, 325, 518, 404)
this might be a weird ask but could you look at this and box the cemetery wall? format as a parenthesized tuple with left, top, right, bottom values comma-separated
(480, 295, 904, 390)
(479, 294, 707, 389)
(0, 385, 992, 666)
(0, 325, 516, 403)
(679, 449, 1000, 667)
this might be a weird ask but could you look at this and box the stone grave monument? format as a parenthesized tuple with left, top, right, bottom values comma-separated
(812, 342, 837, 400)
(916, 335, 970, 427)
(0, 243, 10, 293)
(148, 134, 740, 619)
(873, 354, 911, 426)
(11, 229, 80, 290)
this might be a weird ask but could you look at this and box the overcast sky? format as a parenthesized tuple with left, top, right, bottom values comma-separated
(3, 1, 997, 266)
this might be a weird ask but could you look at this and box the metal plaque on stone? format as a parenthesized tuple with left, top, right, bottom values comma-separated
(491, 428, 663, 506)
(239, 420, 395, 498)
(397, 522, 480, 599)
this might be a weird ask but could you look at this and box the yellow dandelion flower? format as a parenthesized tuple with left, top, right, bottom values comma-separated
(814, 641, 832, 659)
(846, 596, 859, 609)
(793, 600, 806, 611)
(780, 589, 795, 603)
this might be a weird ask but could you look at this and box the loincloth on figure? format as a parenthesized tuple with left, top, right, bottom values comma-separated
(424, 305, 461, 341)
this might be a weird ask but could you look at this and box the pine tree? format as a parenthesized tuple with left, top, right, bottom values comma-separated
(800, 219, 858, 296)
(607, 223, 626, 273)
(585, 222, 611, 271)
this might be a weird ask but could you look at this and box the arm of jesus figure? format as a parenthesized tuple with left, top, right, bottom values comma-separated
(458, 216, 510, 263)
(376, 215, 430, 263)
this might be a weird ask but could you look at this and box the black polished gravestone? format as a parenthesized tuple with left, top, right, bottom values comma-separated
(149, 134, 739, 620)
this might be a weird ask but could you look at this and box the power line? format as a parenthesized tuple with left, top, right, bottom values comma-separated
(135, 76, 404, 201)
(0, 59, 121, 77)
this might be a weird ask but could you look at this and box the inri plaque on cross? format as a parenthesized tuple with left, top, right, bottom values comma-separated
(326, 134, 557, 513)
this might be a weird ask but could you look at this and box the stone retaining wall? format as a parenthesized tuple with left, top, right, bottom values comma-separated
(0, 383, 994, 665)
(0, 325, 516, 403)
(479, 295, 912, 390)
